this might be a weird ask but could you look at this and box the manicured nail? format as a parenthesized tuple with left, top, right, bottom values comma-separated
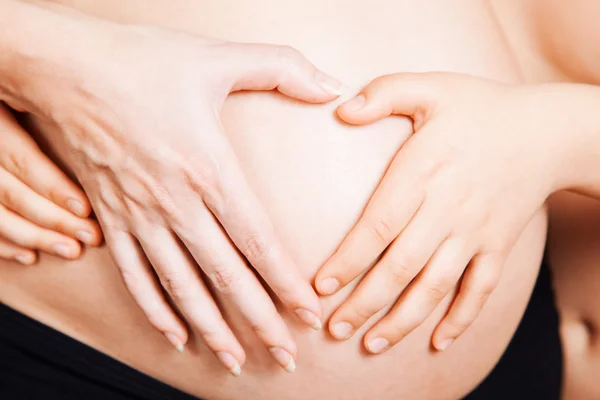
(164, 332, 184, 353)
(269, 347, 296, 373)
(315, 70, 344, 96)
(217, 352, 241, 377)
(75, 230, 93, 244)
(330, 322, 354, 340)
(367, 338, 390, 354)
(343, 94, 366, 112)
(52, 244, 72, 258)
(67, 199, 86, 217)
(294, 309, 322, 331)
(15, 254, 34, 265)
(319, 277, 340, 295)
(437, 338, 454, 351)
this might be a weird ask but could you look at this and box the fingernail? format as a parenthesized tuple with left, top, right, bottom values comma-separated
(294, 309, 322, 331)
(269, 347, 296, 373)
(75, 230, 93, 244)
(67, 199, 86, 217)
(52, 244, 72, 258)
(315, 70, 344, 96)
(367, 338, 390, 354)
(319, 277, 340, 295)
(330, 322, 354, 340)
(164, 332, 185, 353)
(15, 254, 34, 265)
(437, 338, 454, 351)
(343, 94, 366, 112)
(217, 352, 242, 377)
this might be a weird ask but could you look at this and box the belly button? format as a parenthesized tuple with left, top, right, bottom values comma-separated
(582, 317, 597, 348)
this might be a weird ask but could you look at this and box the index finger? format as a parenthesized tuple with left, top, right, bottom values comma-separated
(203, 149, 323, 329)
(0, 107, 91, 218)
(314, 155, 423, 296)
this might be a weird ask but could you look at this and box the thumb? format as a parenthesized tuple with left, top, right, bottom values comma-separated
(337, 72, 450, 127)
(223, 43, 343, 103)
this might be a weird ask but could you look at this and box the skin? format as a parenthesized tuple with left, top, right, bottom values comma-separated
(0, 1, 548, 398)
(316, 73, 600, 357)
(0, 102, 102, 263)
(491, 0, 600, 397)
(0, 0, 346, 374)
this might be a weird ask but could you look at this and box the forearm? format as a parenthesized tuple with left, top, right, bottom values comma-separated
(0, 0, 110, 112)
(542, 83, 600, 198)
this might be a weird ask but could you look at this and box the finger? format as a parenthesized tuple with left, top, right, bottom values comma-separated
(137, 227, 247, 376)
(224, 43, 343, 102)
(315, 161, 423, 296)
(337, 72, 448, 127)
(0, 236, 36, 265)
(175, 203, 298, 373)
(432, 252, 504, 351)
(0, 203, 81, 259)
(326, 204, 447, 340)
(101, 226, 189, 354)
(197, 155, 323, 333)
(0, 108, 91, 218)
(0, 167, 102, 246)
(364, 237, 472, 354)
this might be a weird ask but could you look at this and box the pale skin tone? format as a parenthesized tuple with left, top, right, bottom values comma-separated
(0, 102, 102, 263)
(316, 72, 600, 354)
(0, 0, 344, 375)
(5, 0, 600, 381)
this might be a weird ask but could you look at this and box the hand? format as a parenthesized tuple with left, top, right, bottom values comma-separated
(1, 6, 342, 375)
(0, 103, 102, 264)
(315, 73, 565, 354)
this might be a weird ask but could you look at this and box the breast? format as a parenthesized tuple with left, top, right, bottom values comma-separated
(0, 1, 547, 399)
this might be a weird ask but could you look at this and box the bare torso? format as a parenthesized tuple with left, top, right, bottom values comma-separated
(492, 1, 600, 398)
(0, 1, 547, 399)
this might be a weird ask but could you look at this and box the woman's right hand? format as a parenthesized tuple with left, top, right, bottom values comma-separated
(0, 3, 343, 375)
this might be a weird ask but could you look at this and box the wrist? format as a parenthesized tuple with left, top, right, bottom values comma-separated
(0, 1, 116, 112)
(534, 83, 600, 197)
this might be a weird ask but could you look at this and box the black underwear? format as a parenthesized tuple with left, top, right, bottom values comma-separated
(0, 260, 562, 400)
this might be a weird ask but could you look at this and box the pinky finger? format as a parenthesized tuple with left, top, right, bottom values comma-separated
(0, 237, 36, 265)
(432, 253, 504, 351)
(102, 227, 189, 353)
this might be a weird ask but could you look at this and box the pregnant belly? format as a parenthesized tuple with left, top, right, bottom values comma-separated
(0, 1, 547, 399)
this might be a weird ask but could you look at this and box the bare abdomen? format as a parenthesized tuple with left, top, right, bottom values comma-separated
(0, 1, 547, 399)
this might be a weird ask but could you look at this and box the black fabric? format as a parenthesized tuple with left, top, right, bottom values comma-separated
(464, 260, 563, 399)
(0, 261, 562, 400)
(0, 304, 198, 400)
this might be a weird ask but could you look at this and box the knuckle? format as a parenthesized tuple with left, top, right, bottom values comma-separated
(2, 152, 30, 179)
(147, 183, 180, 221)
(347, 302, 379, 322)
(426, 278, 454, 301)
(180, 157, 224, 214)
(385, 255, 414, 284)
(371, 215, 395, 245)
(0, 186, 18, 210)
(369, 75, 393, 93)
(386, 316, 415, 338)
(208, 266, 242, 294)
(242, 234, 272, 268)
(119, 266, 139, 291)
(248, 320, 269, 338)
(200, 330, 222, 347)
(478, 274, 500, 297)
(162, 271, 195, 300)
(445, 315, 472, 334)
(276, 45, 304, 69)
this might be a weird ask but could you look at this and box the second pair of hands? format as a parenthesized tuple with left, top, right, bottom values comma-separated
(2, 1, 571, 376)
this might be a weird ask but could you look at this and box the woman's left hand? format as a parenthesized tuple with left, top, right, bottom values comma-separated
(315, 73, 567, 353)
